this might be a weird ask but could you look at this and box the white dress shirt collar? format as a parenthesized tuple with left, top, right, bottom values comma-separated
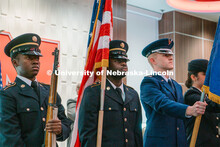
(107, 79, 124, 95)
(17, 75, 37, 87)
(160, 75, 172, 83)
(192, 86, 202, 92)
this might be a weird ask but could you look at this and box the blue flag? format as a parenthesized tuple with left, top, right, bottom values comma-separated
(0, 61, 3, 89)
(203, 17, 220, 104)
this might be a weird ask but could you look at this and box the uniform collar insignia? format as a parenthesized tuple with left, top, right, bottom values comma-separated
(21, 84, 25, 88)
(106, 86, 110, 90)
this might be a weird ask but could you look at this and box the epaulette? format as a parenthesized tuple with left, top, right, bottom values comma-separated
(39, 82, 50, 87)
(124, 83, 134, 90)
(147, 75, 153, 77)
(91, 81, 101, 88)
(3, 82, 16, 90)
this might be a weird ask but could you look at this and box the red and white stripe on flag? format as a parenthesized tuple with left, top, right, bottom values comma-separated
(70, 0, 113, 146)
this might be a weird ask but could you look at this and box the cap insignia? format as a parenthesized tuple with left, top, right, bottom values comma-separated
(120, 42, 125, 49)
(32, 36, 37, 42)
(21, 84, 25, 88)
(168, 39, 172, 45)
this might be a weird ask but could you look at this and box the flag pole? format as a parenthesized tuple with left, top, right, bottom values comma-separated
(96, 67, 107, 147)
(190, 87, 206, 147)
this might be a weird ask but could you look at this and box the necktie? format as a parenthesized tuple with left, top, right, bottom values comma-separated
(168, 79, 175, 91)
(168, 79, 177, 99)
(31, 81, 39, 97)
(116, 87, 123, 100)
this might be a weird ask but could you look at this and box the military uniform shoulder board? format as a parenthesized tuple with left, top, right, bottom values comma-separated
(39, 82, 50, 87)
(124, 84, 134, 90)
(3, 82, 16, 90)
(91, 81, 101, 88)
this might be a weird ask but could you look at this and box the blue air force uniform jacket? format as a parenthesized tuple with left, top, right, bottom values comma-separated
(0, 77, 71, 147)
(78, 80, 143, 147)
(140, 75, 188, 147)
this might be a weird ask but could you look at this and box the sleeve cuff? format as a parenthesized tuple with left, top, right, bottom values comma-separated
(56, 129, 63, 140)
(185, 113, 192, 118)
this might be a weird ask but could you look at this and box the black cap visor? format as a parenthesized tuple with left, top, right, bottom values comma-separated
(147, 49, 174, 57)
(21, 50, 43, 56)
(110, 55, 130, 61)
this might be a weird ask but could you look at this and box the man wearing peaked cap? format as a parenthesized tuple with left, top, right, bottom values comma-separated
(184, 59, 220, 146)
(78, 40, 143, 147)
(142, 38, 174, 58)
(0, 33, 71, 146)
(109, 40, 129, 61)
(140, 38, 207, 147)
(4, 33, 42, 58)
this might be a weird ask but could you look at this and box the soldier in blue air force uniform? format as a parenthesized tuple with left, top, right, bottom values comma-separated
(140, 38, 207, 147)
(79, 40, 143, 147)
(0, 33, 71, 146)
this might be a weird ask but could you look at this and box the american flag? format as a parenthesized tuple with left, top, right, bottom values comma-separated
(70, 0, 113, 146)
(0, 61, 3, 89)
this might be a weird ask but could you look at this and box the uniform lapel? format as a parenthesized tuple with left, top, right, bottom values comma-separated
(105, 80, 124, 105)
(38, 83, 48, 106)
(163, 81, 176, 98)
(124, 85, 133, 105)
(155, 76, 176, 100)
(16, 77, 39, 102)
(172, 80, 180, 101)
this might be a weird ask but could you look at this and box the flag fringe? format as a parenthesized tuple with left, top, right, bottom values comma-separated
(203, 85, 220, 104)
(94, 59, 109, 69)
